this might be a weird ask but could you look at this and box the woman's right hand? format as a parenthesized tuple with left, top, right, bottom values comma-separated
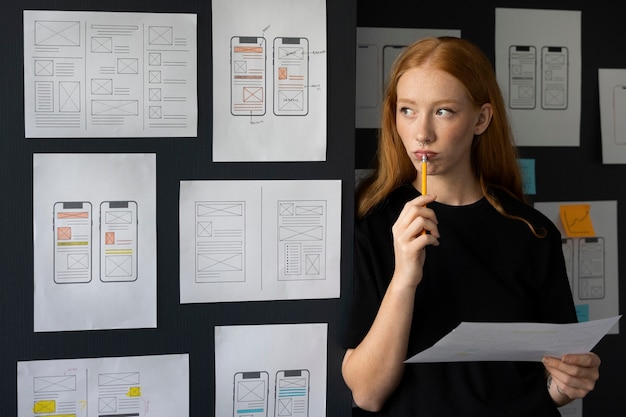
(391, 194, 440, 288)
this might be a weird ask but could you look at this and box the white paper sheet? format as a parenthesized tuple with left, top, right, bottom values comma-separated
(598, 69, 626, 163)
(215, 323, 327, 417)
(23, 10, 197, 138)
(179, 180, 341, 303)
(33, 154, 157, 332)
(495, 8, 581, 147)
(211, 0, 327, 161)
(18, 354, 188, 416)
(406, 316, 620, 363)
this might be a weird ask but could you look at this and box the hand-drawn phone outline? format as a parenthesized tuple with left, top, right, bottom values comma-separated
(99, 200, 138, 282)
(53, 201, 92, 284)
(355, 43, 379, 109)
(508, 45, 536, 110)
(274, 369, 310, 417)
(578, 237, 605, 300)
(613, 85, 626, 144)
(561, 238, 574, 291)
(382, 44, 406, 93)
(233, 371, 268, 417)
(541, 46, 568, 110)
(231, 36, 266, 116)
(273, 36, 309, 116)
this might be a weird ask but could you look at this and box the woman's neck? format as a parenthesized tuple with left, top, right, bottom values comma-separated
(413, 174, 483, 206)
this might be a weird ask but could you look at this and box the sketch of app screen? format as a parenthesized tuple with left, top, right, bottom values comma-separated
(561, 238, 573, 291)
(383, 45, 406, 92)
(231, 36, 266, 116)
(100, 201, 138, 282)
(613, 85, 626, 144)
(355, 43, 379, 109)
(273, 37, 309, 116)
(233, 371, 268, 417)
(541, 46, 568, 110)
(53, 201, 92, 284)
(578, 237, 605, 300)
(275, 369, 309, 417)
(508, 45, 536, 109)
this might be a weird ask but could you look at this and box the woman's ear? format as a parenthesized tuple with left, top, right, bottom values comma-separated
(474, 103, 493, 135)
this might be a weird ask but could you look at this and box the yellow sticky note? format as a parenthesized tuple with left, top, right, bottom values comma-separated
(128, 386, 141, 397)
(560, 204, 595, 237)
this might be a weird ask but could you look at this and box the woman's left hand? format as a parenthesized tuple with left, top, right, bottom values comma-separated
(543, 352, 601, 406)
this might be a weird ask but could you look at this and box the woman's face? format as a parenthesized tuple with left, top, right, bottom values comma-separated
(395, 65, 491, 179)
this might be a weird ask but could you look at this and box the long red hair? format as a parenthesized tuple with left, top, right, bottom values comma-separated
(356, 37, 536, 232)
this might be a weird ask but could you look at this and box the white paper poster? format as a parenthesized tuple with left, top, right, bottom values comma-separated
(23, 10, 197, 138)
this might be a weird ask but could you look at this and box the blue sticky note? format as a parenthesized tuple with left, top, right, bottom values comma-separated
(517, 158, 536, 195)
(575, 304, 590, 322)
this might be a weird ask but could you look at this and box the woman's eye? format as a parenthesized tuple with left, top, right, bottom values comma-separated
(435, 108, 453, 116)
(399, 107, 414, 115)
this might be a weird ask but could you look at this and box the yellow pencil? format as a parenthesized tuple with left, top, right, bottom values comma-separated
(421, 155, 427, 235)
(421, 155, 427, 197)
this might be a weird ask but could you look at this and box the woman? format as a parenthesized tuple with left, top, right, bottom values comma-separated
(342, 37, 600, 416)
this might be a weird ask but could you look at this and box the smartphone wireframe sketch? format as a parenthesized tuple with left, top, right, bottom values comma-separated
(355, 43, 379, 109)
(508, 45, 536, 109)
(613, 85, 626, 144)
(541, 46, 568, 110)
(231, 36, 266, 116)
(233, 371, 268, 417)
(561, 238, 573, 291)
(382, 45, 405, 92)
(578, 237, 605, 300)
(274, 369, 310, 417)
(100, 201, 138, 282)
(273, 37, 309, 116)
(53, 201, 92, 284)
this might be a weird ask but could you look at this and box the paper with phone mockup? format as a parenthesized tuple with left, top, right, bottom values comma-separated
(406, 315, 620, 363)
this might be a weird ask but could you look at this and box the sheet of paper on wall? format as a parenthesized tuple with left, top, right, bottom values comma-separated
(598, 69, 626, 163)
(179, 180, 341, 303)
(535, 201, 620, 334)
(211, 0, 327, 161)
(23, 10, 197, 138)
(355, 27, 461, 129)
(406, 316, 620, 363)
(32, 154, 157, 332)
(214, 323, 327, 417)
(494, 8, 581, 147)
(18, 354, 189, 416)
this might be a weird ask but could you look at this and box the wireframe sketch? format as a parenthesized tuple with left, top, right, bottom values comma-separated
(98, 371, 142, 415)
(355, 43, 379, 109)
(613, 85, 626, 144)
(277, 200, 326, 281)
(578, 237, 605, 300)
(273, 37, 309, 116)
(275, 369, 310, 417)
(561, 238, 574, 289)
(195, 201, 246, 283)
(53, 201, 92, 283)
(233, 371, 269, 417)
(231, 36, 266, 116)
(100, 201, 138, 282)
(508, 45, 537, 110)
(541, 46, 568, 110)
(32, 374, 79, 415)
(24, 11, 197, 137)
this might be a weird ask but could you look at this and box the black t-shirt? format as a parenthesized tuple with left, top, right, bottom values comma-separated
(344, 184, 577, 416)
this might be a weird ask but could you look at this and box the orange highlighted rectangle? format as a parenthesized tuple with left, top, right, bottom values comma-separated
(57, 211, 89, 219)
